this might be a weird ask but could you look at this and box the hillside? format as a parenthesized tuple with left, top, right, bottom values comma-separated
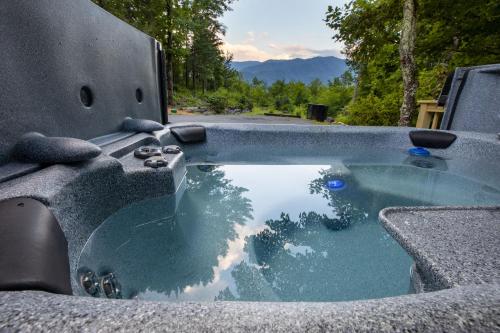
(230, 61, 261, 71)
(231, 56, 348, 84)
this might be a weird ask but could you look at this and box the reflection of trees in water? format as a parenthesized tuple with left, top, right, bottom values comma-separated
(308, 167, 429, 227)
(217, 212, 368, 302)
(79, 166, 252, 298)
(216, 167, 417, 302)
(309, 168, 369, 230)
(162, 166, 253, 291)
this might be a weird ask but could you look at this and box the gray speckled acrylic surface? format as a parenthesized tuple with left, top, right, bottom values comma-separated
(0, 133, 186, 293)
(0, 124, 499, 331)
(380, 207, 500, 290)
(0, 0, 163, 165)
(441, 64, 500, 134)
(0, 284, 499, 332)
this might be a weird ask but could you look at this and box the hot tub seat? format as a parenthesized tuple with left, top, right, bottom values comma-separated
(380, 206, 500, 291)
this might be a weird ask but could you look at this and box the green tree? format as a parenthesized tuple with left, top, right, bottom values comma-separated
(93, 0, 235, 102)
(288, 81, 311, 106)
(269, 80, 292, 111)
(326, 0, 500, 126)
(308, 79, 325, 99)
(316, 79, 354, 118)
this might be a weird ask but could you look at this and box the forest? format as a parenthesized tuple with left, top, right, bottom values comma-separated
(93, 0, 500, 125)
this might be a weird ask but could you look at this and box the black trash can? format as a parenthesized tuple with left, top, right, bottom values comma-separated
(307, 104, 328, 122)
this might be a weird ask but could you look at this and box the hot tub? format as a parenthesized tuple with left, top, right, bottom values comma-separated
(1, 1, 499, 331)
(1, 124, 499, 331)
(77, 126, 499, 303)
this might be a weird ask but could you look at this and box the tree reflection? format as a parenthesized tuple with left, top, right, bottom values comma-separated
(308, 168, 369, 230)
(78, 165, 252, 299)
(216, 166, 415, 302)
(81, 164, 420, 301)
(216, 211, 371, 302)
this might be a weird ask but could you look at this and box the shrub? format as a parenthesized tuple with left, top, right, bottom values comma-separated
(237, 95, 254, 110)
(316, 84, 354, 118)
(344, 93, 400, 126)
(173, 88, 205, 107)
(206, 94, 228, 114)
(274, 96, 292, 112)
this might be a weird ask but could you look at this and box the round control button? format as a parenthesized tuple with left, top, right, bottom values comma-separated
(162, 145, 182, 154)
(134, 146, 162, 159)
(144, 156, 168, 168)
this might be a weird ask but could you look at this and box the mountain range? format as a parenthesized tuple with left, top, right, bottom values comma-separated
(231, 56, 347, 85)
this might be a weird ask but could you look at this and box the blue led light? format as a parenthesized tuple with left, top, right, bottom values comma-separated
(408, 147, 431, 157)
(326, 179, 346, 191)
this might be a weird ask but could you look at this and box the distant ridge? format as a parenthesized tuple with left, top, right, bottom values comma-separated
(230, 56, 348, 85)
(230, 61, 261, 71)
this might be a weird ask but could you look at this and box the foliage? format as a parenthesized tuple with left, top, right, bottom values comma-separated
(345, 93, 401, 126)
(324, 0, 500, 126)
(206, 94, 228, 114)
(172, 73, 354, 117)
(204, 87, 254, 113)
(93, 0, 500, 124)
(92, 0, 236, 100)
(317, 80, 354, 118)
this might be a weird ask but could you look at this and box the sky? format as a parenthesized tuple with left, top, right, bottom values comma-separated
(220, 0, 349, 62)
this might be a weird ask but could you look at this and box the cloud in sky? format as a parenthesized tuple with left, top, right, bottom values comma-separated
(221, 32, 344, 61)
(222, 42, 284, 62)
(269, 43, 343, 59)
(220, 0, 349, 61)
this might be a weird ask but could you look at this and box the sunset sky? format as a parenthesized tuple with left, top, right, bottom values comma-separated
(221, 0, 349, 61)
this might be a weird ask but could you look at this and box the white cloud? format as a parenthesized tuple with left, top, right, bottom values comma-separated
(222, 42, 275, 61)
(269, 43, 343, 59)
(244, 31, 256, 43)
(222, 38, 344, 61)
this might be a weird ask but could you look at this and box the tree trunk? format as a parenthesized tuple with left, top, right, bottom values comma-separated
(398, 0, 418, 126)
(352, 69, 362, 103)
(192, 62, 196, 92)
(185, 61, 189, 88)
(352, 79, 359, 103)
(166, 0, 174, 106)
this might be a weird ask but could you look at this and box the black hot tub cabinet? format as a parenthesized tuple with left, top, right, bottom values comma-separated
(1, 1, 500, 331)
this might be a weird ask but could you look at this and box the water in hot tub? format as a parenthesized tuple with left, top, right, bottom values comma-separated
(78, 163, 500, 302)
